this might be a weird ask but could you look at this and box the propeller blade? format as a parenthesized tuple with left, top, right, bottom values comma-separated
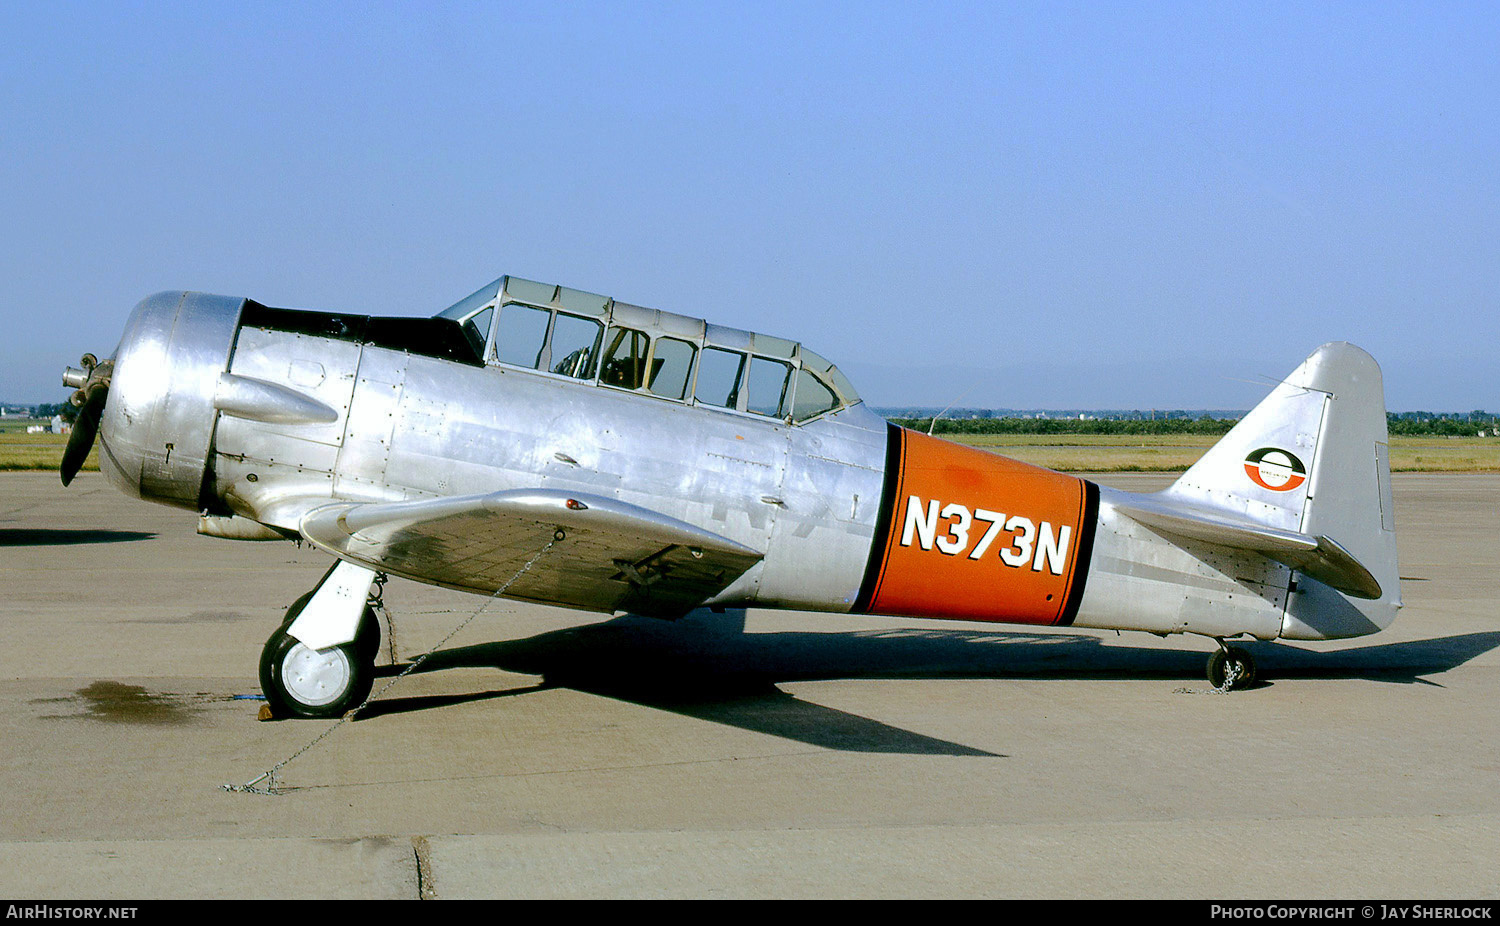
(60, 384, 107, 486)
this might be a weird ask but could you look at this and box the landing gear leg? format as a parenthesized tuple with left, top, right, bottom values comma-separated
(1206, 641, 1257, 692)
(259, 564, 382, 719)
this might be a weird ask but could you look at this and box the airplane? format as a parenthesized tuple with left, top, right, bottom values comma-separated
(58, 274, 1401, 718)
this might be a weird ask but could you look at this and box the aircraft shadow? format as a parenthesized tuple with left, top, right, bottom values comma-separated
(1245, 632, 1500, 683)
(0, 528, 157, 546)
(357, 610, 1500, 754)
(356, 669, 996, 756)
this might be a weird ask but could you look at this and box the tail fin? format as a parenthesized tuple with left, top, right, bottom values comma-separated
(1165, 342, 1401, 639)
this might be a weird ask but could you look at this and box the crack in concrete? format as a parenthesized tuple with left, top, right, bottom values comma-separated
(412, 835, 437, 899)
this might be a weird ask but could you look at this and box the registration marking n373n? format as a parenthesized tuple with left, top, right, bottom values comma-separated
(899, 495, 1072, 575)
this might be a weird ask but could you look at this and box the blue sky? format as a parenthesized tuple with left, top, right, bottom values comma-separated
(2, 1, 1495, 410)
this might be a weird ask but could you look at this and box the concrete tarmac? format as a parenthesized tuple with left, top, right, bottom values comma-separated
(0, 472, 1495, 899)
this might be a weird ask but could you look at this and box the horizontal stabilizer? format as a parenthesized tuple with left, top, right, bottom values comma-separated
(1111, 495, 1382, 599)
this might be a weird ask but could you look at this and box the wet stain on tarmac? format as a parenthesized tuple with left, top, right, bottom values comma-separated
(33, 681, 201, 725)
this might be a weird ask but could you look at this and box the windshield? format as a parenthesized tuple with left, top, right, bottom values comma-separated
(435, 278, 503, 321)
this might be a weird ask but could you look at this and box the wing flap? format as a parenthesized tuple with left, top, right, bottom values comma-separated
(300, 489, 763, 617)
(1111, 495, 1382, 600)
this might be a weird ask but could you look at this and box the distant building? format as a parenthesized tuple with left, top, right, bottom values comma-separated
(49, 415, 70, 435)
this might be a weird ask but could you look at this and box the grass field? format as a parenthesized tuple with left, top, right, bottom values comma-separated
(5, 418, 1498, 474)
(944, 432, 1500, 473)
(0, 421, 98, 473)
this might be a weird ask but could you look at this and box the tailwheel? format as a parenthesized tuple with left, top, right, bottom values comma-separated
(259, 607, 379, 719)
(1206, 645, 1257, 692)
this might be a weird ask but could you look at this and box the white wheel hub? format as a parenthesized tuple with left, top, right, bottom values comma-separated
(281, 642, 352, 707)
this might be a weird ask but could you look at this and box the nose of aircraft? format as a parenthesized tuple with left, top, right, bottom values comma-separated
(60, 291, 247, 507)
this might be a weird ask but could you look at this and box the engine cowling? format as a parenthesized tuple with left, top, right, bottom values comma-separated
(100, 292, 245, 510)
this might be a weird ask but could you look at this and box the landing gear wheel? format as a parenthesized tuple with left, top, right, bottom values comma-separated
(1207, 646, 1256, 691)
(260, 626, 374, 719)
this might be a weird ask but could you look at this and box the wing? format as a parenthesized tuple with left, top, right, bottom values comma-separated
(299, 489, 764, 617)
(1110, 494, 1382, 600)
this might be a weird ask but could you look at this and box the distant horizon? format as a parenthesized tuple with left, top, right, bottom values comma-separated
(5, 397, 1493, 420)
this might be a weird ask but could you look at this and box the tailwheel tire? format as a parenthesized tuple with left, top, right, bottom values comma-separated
(260, 624, 375, 719)
(1207, 646, 1257, 691)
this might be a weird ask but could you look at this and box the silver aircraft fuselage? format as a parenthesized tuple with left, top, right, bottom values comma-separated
(87, 278, 1401, 662)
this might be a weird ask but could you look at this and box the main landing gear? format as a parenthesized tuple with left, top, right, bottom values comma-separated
(259, 564, 384, 719)
(1206, 641, 1257, 692)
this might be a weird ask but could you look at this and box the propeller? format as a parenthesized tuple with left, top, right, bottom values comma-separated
(59, 353, 112, 486)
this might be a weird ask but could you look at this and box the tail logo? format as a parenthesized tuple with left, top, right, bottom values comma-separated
(1244, 447, 1307, 492)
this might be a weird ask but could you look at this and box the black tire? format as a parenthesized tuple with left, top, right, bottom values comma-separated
(1207, 647, 1256, 691)
(356, 607, 382, 664)
(259, 623, 374, 719)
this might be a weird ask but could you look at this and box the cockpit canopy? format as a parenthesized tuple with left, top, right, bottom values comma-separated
(437, 275, 861, 424)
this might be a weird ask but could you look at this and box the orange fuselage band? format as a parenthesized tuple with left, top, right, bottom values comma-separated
(855, 426, 1099, 625)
